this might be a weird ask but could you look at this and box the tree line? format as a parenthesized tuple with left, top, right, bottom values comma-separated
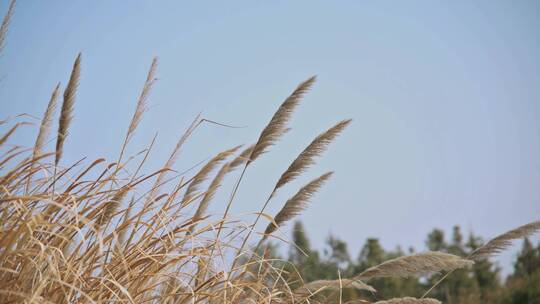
(261, 221, 540, 303)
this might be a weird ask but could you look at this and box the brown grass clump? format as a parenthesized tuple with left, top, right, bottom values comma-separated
(0, 70, 326, 303)
(0, 36, 343, 301)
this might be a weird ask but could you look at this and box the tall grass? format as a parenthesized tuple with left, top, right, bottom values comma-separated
(1, 3, 539, 303)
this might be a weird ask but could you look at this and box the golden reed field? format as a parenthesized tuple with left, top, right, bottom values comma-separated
(1, 1, 539, 303)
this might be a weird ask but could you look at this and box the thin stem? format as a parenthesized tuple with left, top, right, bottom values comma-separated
(422, 270, 454, 298)
(203, 163, 249, 281)
(229, 192, 274, 273)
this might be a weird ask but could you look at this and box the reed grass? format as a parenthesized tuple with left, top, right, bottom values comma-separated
(1, 4, 538, 303)
(0, 0, 15, 55)
(55, 53, 81, 166)
(0, 60, 335, 303)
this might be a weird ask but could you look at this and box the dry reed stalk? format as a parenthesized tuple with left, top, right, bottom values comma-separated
(0, 122, 23, 147)
(187, 146, 253, 227)
(356, 251, 473, 280)
(469, 220, 540, 260)
(228, 144, 254, 172)
(374, 298, 441, 304)
(55, 53, 81, 166)
(0, 35, 326, 301)
(180, 146, 240, 207)
(249, 76, 316, 163)
(231, 172, 334, 286)
(189, 146, 252, 226)
(189, 163, 230, 232)
(296, 279, 375, 294)
(146, 114, 201, 204)
(24, 84, 61, 192)
(0, 0, 15, 54)
(422, 219, 540, 298)
(117, 57, 158, 166)
(233, 120, 349, 273)
(262, 171, 333, 238)
(125, 116, 201, 246)
(96, 186, 131, 228)
(209, 77, 316, 281)
(184, 146, 256, 287)
(33, 83, 60, 158)
(274, 119, 351, 191)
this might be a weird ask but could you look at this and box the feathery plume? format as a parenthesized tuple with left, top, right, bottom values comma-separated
(296, 279, 375, 294)
(422, 221, 540, 298)
(0, 122, 21, 147)
(125, 57, 158, 146)
(469, 220, 540, 260)
(33, 83, 60, 158)
(374, 298, 441, 304)
(161, 115, 199, 175)
(228, 144, 254, 172)
(96, 186, 130, 228)
(145, 114, 200, 205)
(116, 196, 135, 246)
(191, 162, 231, 227)
(357, 251, 473, 280)
(180, 146, 240, 206)
(275, 119, 351, 190)
(55, 53, 81, 166)
(249, 76, 316, 163)
(263, 171, 333, 236)
(0, 0, 15, 54)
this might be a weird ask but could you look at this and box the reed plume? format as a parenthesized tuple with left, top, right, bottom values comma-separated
(146, 114, 200, 204)
(356, 251, 473, 280)
(33, 83, 60, 158)
(228, 144, 254, 171)
(296, 279, 375, 294)
(249, 76, 316, 163)
(0, 122, 22, 147)
(0, 0, 15, 54)
(215, 77, 316, 274)
(181, 146, 240, 206)
(374, 298, 441, 304)
(422, 219, 540, 298)
(263, 171, 333, 237)
(275, 119, 351, 190)
(469, 220, 540, 260)
(191, 163, 230, 225)
(118, 57, 158, 164)
(190, 147, 253, 232)
(55, 53, 81, 166)
(233, 119, 350, 268)
(96, 186, 130, 227)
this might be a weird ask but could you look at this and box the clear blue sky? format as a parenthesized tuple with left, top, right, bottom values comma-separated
(1, 1, 539, 274)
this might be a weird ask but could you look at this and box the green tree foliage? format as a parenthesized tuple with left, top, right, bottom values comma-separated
(280, 221, 539, 303)
(498, 238, 540, 304)
(354, 238, 422, 300)
(424, 226, 483, 304)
